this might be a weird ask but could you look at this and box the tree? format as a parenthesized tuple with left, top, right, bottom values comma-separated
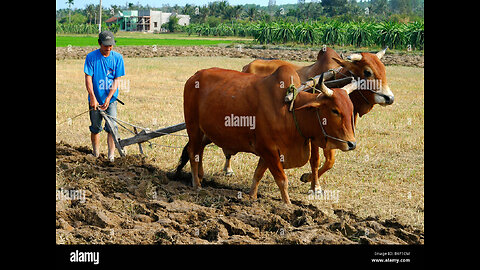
(165, 15, 179, 32)
(224, 5, 243, 21)
(84, 4, 96, 24)
(66, 0, 74, 23)
(232, 5, 243, 20)
(182, 4, 195, 16)
(247, 7, 257, 21)
(390, 0, 411, 14)
(297, 2, 323, 20)
(322, 0, 348, 17)
(371, 0, 389, 16)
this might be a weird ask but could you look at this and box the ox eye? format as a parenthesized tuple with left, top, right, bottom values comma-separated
(364, 69, 372, 77)
(331, 109, 340, 115)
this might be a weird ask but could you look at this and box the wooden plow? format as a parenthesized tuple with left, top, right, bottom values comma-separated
(99, 109, 186, 157)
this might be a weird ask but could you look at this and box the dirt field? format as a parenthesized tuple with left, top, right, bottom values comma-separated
(56, 45, 424, 68)
(56, 142, 423, 244)
(56, 55, 424, 245)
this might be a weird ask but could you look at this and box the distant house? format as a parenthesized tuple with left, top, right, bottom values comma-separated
(106, 10, 190, 32)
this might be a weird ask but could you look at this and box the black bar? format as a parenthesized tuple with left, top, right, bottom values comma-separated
(56, 244, 424, 268)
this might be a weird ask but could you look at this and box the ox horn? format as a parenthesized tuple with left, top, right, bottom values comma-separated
(341, 82, 358, 94)
(347, 53, 363, 61)
(317, 73, 334, 97)
(376, 47, 388, 59)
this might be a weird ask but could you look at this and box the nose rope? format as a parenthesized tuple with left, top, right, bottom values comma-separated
(333, 65, 392, 105)
(287, 78, 355, 145)
(316, 110, 355, 144)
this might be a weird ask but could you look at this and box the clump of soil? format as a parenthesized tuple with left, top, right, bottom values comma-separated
(56, 142, 423, 245)
(56, 45, 424, 68)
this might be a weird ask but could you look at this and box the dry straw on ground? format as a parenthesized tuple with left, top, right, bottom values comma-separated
(56, 55, 423, 243)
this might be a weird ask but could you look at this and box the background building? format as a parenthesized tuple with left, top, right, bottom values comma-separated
(106, 10, 190, 32)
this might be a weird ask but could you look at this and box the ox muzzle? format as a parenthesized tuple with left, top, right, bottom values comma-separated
(316, 111, 356, 151)
(376, 84, 395, 105)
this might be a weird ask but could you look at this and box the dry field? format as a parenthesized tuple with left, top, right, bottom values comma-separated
(56, 55, 423, 244)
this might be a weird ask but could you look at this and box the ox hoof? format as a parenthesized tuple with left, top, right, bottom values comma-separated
(300, 173, 311, 183)
(192, 184, 202, 190)
(223, 169, 234, 177)
(314, 186, 322, 193)
(307, 186, 323, 194)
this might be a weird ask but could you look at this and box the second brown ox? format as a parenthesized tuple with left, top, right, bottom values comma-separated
(179, 65, 356, 204)
(230, 47, 394, 191)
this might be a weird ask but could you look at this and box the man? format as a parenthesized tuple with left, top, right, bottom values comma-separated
(84, 31, 125, 162)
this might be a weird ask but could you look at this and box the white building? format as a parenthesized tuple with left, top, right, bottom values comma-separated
(108, 10, 190, 33)
(140, 10, 191, 32)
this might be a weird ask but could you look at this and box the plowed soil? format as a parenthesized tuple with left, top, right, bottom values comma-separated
(56, 142, 424, 245)
(56, 45, 424, 68)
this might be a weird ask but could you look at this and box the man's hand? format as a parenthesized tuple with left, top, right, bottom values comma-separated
(99, 77, 119, 110)
(89, 96, 99, 110)
(99, 97, 111, 110)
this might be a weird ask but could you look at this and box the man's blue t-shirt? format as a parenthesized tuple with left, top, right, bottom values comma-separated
(84, 49, 125, 105)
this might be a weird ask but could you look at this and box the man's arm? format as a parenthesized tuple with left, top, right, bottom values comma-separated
(85, 74, 98, 110)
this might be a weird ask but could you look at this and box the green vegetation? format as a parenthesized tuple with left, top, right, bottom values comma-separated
(56, 1, 423, 50)
(56, 21, 119, 35)
(185, 20, 424, 50)
(55, 35, 236, 47)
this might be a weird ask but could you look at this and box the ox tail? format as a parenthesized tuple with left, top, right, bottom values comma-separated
(174, 141, 190, 178)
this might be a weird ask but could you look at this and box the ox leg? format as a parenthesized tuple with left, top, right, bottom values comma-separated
(222, 151, 234, 177)
(267, 160, 291, 204)
(249, 158, 268, 200)
(300, 149, 336, 188)
(309, 144, 321, 192)
(197, 136, 210, 183)
(187, 132, 205, 189)
(317, 149, 335, 186)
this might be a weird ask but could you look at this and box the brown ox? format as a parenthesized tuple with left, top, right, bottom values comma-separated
(178, 66, 356, 204)
(242, 46, 394, 108)
(223, 47, 394, 191)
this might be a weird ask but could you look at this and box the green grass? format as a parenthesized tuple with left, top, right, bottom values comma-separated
(56, 35, 237, 47)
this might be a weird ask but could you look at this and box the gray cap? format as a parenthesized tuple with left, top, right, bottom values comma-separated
(98, 31, 116, 46)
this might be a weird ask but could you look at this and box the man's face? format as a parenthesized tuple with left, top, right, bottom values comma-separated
(99, 42, 113, 56)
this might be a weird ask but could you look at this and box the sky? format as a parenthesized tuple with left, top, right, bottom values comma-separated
(56, 0, 305, 10)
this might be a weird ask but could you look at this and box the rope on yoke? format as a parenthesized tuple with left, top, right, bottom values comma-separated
(286, 83, 298, 112)
(307, 77, 319, 94)
(284, 83, 307, 139)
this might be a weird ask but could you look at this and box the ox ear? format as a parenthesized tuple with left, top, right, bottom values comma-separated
(332, 57, 356, 71)
(295, 100, 325, 111)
